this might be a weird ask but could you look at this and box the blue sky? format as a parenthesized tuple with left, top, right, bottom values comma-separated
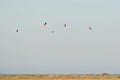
(0, 0, 120, 74)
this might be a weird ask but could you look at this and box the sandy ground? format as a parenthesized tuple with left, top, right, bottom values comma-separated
(0, 74, 120, 80)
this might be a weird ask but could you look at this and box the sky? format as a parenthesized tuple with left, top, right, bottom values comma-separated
(0, 0, 120, 74)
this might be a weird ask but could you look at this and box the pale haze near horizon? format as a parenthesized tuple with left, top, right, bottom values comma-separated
(0, 0, 120, 74)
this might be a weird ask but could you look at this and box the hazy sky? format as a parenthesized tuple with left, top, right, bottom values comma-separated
(0, 0, 120, 74)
